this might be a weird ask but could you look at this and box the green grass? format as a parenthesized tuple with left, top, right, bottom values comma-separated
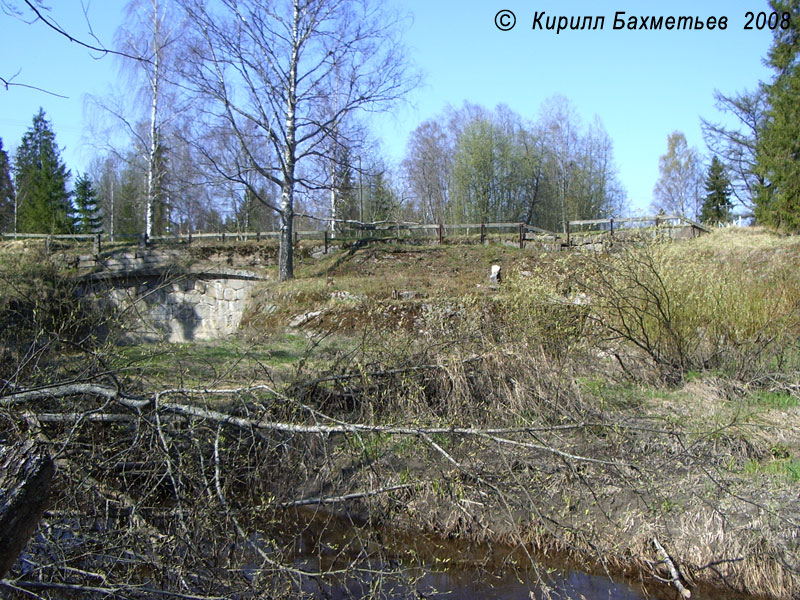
(578, 377, 658, 410)
(111, 333, 351, 386)
(747, 390, 800, 410)
(743, 456, 800, 482)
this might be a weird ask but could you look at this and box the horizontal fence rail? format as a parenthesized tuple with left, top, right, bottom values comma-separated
(1, 215, 710, 253)
(566, 215, 709, 230)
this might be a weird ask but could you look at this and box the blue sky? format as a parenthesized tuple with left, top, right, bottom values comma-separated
(1, 1, 776, 213)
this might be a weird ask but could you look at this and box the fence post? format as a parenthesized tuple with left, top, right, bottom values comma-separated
(93, 233, 101, 257)
(565, 222, 571, 247)
(295, 231, 299, 247)
(480, 223, 485, 245)
(518, 223, 524, 249)
(609, 218, 614, 238)
(324, 229, 328, 254)
(221, 232, 226, 243)
(438, 223, 443, 245)
(45, 236, 52, 256)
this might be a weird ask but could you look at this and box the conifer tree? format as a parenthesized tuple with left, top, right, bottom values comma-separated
(700, 157, 733, 225)
(13, 109, 74, 234)
(333, 146, 359, 226)
(755, 0, 800, 231)
(74, 172, 103, 233)
(0, 138, 13, 232)
(365, 170, 396, 222)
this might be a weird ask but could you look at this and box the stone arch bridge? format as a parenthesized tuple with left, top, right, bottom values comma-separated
(76, 250, 267, 343)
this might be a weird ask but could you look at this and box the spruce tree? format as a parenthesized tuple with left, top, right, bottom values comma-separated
(333, 146, 359, 225)
(235, 185, 276, 232)
(0, 138, 13, 232)
(366, 170, 396, 222)
(74, 172, 103, 233)
(116, 164, 144, 235)
(13, 109, 75, 234)
(700, 157, 733, 225)
(755, 0, 800, 231)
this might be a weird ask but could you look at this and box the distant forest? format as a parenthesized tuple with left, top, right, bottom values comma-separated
(1, 0, 799, 280)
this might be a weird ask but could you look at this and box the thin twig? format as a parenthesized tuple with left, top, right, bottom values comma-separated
(279, 483, 413, 508)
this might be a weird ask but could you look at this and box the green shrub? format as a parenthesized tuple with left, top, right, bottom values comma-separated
(571, 238, 799, 381)
(491, 267, 590, 359)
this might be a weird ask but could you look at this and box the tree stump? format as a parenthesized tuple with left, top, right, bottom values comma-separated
(0, 439, 54, 579)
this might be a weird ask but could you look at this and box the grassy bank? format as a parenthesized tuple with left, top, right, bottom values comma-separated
(2, 228, 799, 599)
(231, 227, 800, 598)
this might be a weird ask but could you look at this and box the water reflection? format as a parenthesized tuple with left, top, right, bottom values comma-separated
(279, 509, 759, 600)
(295, 555, 651, 600)
(416, 567, 647, 599)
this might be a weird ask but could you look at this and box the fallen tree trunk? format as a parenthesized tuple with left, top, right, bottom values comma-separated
(0, 439, 55, 579)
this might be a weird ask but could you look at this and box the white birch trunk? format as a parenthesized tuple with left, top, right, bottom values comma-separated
(329, 159, 337, 236)
(145, 0, 161, 241)
(278, 0, 300, 282)
(110, 177, 115, 242)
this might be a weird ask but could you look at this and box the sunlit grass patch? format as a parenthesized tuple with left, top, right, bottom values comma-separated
(743, 456, 800, 482)
(747, 390, 800, 410)
(577, 377, 656, 411)
(111, 333, 351, 386)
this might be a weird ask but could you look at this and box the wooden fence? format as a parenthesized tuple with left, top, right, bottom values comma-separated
(564, 215, 710, 245)
(0, 215, 709, 254)
(0, 223, 554, 252)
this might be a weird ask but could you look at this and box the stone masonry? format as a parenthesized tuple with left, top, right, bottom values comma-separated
(80, 268, 264, 343)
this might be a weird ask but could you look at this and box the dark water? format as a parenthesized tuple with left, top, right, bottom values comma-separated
(294, 554, 760, 600)
(280, 511, 758, 600)
(283, 509, 753, 600)
(415, 568, 647, 600)
(293, 556, 672, 600)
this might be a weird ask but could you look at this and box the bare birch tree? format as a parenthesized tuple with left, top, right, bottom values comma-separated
(402, 120, 453, 224)
(177, 0, 416, 281)
(651, 131, 704, 219)
(111, 0, 188, 239)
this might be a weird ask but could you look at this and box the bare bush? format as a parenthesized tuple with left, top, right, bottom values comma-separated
(574, 242, 800, 383)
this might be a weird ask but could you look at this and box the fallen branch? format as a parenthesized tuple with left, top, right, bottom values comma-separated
(1, 382, 146, 409)
(653, 537, 691, 599)
(0, 579, 226, 599)
(3, 382, 631, 470)
(279, 484, 414, 508)
(35, 412, 183, 424)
